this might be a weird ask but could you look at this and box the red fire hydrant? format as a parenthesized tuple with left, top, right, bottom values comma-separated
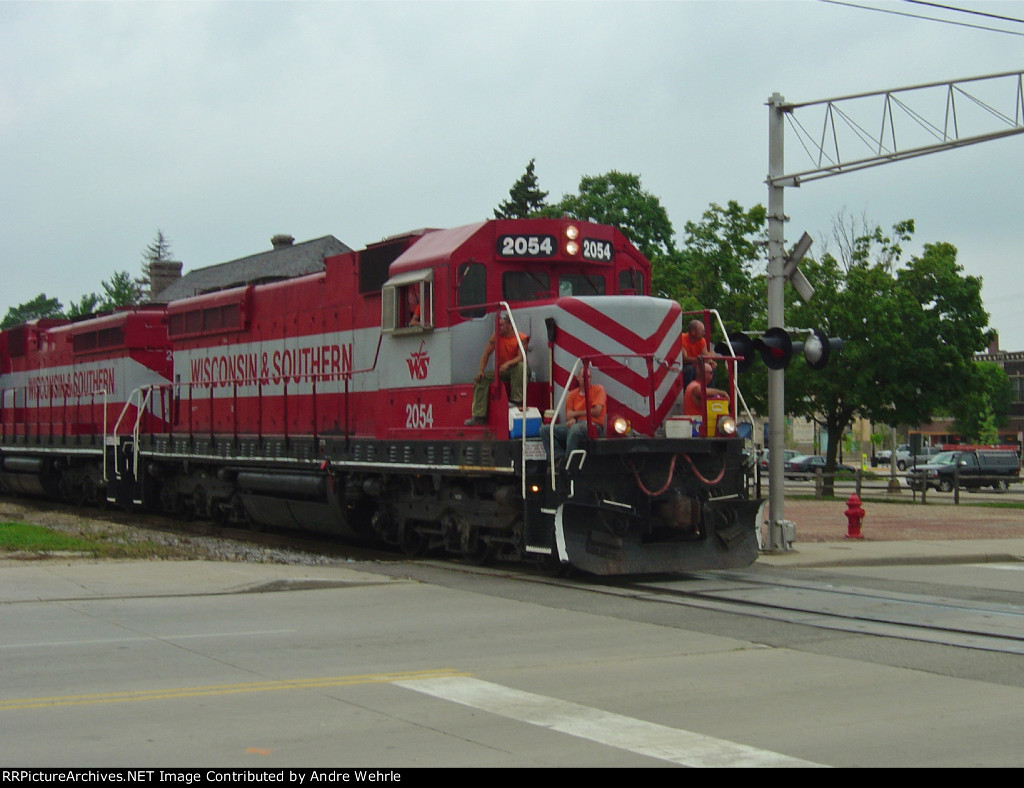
(844, 493, 865, 539)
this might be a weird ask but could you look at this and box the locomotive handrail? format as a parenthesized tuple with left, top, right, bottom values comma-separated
(546, 356, 585, 491)
(0, 382, 108, 450)
(110, 386, 151, 483)
(707, 309, 755, 431)
(500, 301, 531, 499)
(682, 308, 755, 432)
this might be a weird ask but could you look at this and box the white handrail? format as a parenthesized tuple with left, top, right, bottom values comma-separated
(500, 301, 531, 499)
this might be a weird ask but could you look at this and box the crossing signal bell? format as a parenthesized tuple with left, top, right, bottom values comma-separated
(794, 328, 844, 370)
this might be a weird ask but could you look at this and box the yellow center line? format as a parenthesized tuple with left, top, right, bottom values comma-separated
(0, 668, 470, 711)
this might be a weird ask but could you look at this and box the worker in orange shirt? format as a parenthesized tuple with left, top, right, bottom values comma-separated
(540, 365, 606, 464)
(681, 318, 710, 386)
(683, 362, 728, 416)
(466, 313, 528, 426)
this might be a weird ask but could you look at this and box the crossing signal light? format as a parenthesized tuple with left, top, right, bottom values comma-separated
(755, 327, 793, 370)
(715, 328, 842, 371)
(794, 328, 844, 370)
(715, 332, 757, 373)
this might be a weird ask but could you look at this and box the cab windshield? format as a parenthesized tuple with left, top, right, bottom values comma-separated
(502, 271, 607, 301)
(929, 451, 960, 466)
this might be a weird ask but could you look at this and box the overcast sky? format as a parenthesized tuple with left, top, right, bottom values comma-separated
(2, 1, 1022, 346)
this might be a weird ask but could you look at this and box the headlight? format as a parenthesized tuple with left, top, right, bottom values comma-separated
(564, 225, 580, 256)
(716, 416, 737, 436)
(611, 416, 631, 436)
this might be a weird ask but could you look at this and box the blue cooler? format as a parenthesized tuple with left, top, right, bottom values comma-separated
(508, 407, 542, 438)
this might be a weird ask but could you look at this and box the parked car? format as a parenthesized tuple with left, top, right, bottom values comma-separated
(759, 449, 800, 472)
(783, 454, 856, 480)
(907, 449, 1021, 492)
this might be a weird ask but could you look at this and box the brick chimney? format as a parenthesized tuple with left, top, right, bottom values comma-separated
(149, 260, 183, 300)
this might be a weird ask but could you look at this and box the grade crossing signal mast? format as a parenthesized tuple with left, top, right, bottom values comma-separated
(765, 71, 1024, 553)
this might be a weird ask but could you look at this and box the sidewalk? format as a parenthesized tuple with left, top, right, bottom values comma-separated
(0, 559, 406, 604)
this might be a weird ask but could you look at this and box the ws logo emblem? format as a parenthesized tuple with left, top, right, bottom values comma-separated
(406, 341, 430, 380)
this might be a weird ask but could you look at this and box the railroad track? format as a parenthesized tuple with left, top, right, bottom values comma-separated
(10, 496, 1024, 655)
(587, 571, 1024, 655)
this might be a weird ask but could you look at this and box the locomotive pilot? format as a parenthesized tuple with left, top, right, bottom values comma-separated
(465, 313, 528, 426)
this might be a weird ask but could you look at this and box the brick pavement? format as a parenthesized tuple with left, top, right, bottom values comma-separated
(781, 496, 1024, 542)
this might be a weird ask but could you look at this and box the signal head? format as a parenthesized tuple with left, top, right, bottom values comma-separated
(756, 327, 793, 370)
(714, 332, 757, 374)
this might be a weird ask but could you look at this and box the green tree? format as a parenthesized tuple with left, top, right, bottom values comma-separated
(552, 171, 675, 260)
(494, 159, 549, 219)
(64, 271, 146, 320)
(65, 293, 103, 320)
(786, 224, 991, 492)
(950, 360, 1011, 442)
(660, 201, 767, 326)
(1, 294, 64, 329)
(100, 270, 146, 308)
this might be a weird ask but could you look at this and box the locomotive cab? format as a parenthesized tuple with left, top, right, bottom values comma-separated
(377, 218, 663, 438)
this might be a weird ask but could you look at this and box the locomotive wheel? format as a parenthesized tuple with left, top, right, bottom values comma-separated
(224, 494, 255, 530)
(58, 475, 75, 504)
(192, 486, 210, 519)
(159, 487, 179, 517)
(462, 539, 495, 566)
(399, 524, 428, 557)
(211, 498, 229, 527)
(82, 476, 100, 506)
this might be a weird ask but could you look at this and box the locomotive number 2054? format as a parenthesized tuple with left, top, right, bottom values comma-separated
(582, 238, 613, 262)
(497, 235, 556, 258)
(406, 402, 434, 429)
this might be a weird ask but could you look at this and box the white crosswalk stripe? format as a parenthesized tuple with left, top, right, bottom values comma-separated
(394, 675, 825, 768)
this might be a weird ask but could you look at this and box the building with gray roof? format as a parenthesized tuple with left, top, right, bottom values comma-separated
(151, 234, 352, 303)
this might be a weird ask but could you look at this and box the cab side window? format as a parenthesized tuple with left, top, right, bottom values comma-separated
(382, 276, 432, 333)
(457, 262, 487, 318)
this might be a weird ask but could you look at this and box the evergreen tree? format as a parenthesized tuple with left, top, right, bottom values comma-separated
(140, 229, 174, 295)
(494, 159, 549, 218)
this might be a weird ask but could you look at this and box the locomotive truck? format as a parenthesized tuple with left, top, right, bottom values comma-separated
(0, 218, 760, 574)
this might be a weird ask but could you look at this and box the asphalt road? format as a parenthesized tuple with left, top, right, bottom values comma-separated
(3, 552, 1024, 768)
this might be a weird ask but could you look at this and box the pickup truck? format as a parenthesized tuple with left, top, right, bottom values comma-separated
(906, 449, 1021, 492)
(906, 446, 942, 470)
(875, 444, 910, 468)
(875, 444, 938, 470)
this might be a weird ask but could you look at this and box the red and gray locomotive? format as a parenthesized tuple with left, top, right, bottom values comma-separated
(0, 218, 759, 574)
